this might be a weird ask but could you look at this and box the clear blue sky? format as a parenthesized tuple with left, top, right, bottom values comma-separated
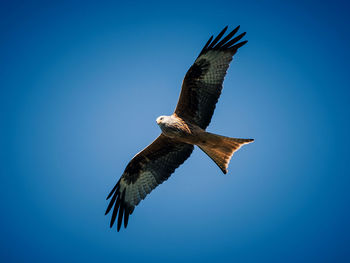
(1, 1, 350, 262)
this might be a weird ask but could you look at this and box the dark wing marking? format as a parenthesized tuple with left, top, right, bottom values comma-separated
(105, 134, 193, 231)
(175, 26, 247, 129)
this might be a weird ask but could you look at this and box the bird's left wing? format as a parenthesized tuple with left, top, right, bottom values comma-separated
(175, 26, 247, 129)
(105, 134, 193, 231)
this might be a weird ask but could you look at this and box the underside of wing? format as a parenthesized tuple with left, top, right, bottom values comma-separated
(105, 134, 193, 231)
(175, 26, 247, 129)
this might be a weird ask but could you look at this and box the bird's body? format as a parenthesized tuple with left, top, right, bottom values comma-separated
(157, 113, 253, 173)
(156, 114, 200, 142)
(105, 26, 254, 231)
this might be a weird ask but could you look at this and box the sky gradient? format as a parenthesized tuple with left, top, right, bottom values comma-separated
(1, 1, 350, 262)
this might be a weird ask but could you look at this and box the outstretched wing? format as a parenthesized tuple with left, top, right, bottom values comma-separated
(175, 26, 247, 129)
(105, 134, 193, 231)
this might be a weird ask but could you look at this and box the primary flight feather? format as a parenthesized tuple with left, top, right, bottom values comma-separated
(106, 26, 253, 231)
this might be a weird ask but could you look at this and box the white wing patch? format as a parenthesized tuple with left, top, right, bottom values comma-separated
(120, 171, 159, 207)
(196, 50, 233, 86)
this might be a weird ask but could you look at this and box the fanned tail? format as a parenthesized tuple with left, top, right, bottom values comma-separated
(197, 132, 253, 174)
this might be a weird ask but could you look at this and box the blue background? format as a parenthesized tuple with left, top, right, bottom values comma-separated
(1, 1, 349, 262)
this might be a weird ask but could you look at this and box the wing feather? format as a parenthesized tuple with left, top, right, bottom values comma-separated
(215, 25, 240, 49)
(207, 26, 228, 49)
(221, 32, 246, 49)
(106, 134, 193, 231)
(175, 26, 247, 129)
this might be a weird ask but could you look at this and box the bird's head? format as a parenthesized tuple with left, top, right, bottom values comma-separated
(156, 115, 168, 125)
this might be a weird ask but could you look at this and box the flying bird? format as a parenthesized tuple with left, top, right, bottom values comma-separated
(106, 26, 253, 231)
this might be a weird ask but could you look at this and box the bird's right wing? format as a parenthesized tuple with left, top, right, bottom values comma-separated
(105, 134, 193, 231)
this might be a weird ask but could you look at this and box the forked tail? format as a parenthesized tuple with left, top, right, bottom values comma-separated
(197, 132, 253, 174)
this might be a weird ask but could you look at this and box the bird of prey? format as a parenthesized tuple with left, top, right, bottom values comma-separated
(106, 26, 253, 231)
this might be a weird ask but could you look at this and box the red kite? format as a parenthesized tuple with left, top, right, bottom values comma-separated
(106, 26, 253, 231)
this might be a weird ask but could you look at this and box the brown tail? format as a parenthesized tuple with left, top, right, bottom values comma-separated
(197, 132, 253, 174)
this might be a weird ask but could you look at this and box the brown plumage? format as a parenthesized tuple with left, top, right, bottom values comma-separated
(197, 133, 253, 174)
(106, 26, 253, 231)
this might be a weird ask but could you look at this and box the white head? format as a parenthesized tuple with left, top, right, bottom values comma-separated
(156, 115, 170, 125)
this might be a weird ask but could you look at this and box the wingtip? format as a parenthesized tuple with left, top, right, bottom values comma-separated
(241, 40, 248, 46)
(106, 180, 120, 200)
(106, 192, 113, 200)
(232, 40, 248, 50)
(231, 25, 240, 34)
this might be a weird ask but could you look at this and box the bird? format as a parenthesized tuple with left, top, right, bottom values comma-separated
(105, 26, 254, 231)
